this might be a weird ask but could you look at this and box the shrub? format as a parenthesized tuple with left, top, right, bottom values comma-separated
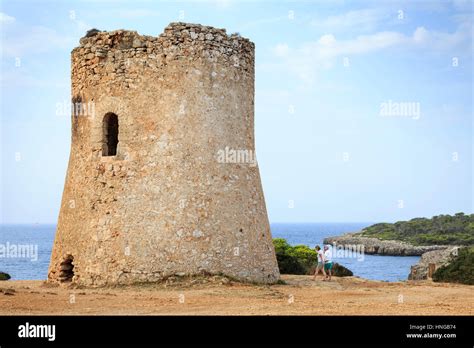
(360, 213, 474, 246)
(273, 238, 308, 274)
(287, 244, 318, 272)
(85, 28, 101, 37)
(432, 247, 474, 285)
(273, 238, 352, 276)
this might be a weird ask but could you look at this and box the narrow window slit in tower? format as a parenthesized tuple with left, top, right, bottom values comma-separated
(59, 255, 74, 282)
(102, 113, 119, 156)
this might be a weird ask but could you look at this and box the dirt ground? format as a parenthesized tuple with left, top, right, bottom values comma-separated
(0, 275, 472, 315)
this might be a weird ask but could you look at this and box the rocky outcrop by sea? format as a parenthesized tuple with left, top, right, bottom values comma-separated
(323, 233, 448, 256)
(0, 272, 11, 281)
(332, 263, 353, 277)
(323, 232, 465, 281)
(408, 246, 461, 280)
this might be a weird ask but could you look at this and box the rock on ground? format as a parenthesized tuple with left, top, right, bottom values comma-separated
(0, 272, 11, 281)
(332, 263, 353, 277)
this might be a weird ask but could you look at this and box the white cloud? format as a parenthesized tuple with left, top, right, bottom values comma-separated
(2, 25, 75, 57)
(113, 9, 160, 18)
(273, 43, 289, 57)
(0, 69, 68, 88)
(310, 9, 391, 32)
(318, 34, 336, 45)
(298, 31, 406, 63)
(0, 12, 15, 23)
(452, 0, 473, 11)
(408, 24, 470, 50)
(272, 23, 472, 85)
(238, 16, 286, 30)
(209, 0, 234, 8)
(69, 18, 92, 36)
(413, 27, 429, 43)
(0, 11, 87, 58)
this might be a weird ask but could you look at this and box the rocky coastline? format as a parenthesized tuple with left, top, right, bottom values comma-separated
(408, 246, 461, 280)
(323, 233, 448, 256)
(323, 232, 463, 281)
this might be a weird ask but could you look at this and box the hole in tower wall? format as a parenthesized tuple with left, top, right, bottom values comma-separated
(59, 255, 74, 282)
(102, 113, 119, 156)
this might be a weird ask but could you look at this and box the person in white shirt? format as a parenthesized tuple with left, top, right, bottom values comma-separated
(312, 245, 326, 280)
(323, 245, 333, 281)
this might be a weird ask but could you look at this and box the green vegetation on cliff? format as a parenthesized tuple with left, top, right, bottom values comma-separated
(273, 238, 353, 276)
(359, 213, 474, 246)
(432, 247, 474, 285)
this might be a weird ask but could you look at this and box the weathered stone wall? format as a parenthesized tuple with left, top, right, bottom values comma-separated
(48, 22, 280, 286)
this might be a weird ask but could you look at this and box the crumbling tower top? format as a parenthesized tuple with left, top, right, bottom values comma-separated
(72, 22, 255, 93)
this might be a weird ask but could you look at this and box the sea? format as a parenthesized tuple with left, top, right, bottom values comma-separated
(0, 223, 420, 282)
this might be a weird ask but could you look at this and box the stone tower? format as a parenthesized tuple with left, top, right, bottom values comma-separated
(48, 23, 280, 286)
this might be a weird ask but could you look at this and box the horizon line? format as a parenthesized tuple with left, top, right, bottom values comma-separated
(0, 221, 378, 225)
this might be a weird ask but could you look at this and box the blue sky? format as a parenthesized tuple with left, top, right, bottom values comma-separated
(0, 0, 472, 223)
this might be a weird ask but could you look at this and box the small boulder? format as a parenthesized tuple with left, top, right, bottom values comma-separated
(1, 288, 15, 295)
(132, 38, 145, 48)
(95, 49, 107, 58)
(332, 263, 353, 277)
(0, 272, 11, 281)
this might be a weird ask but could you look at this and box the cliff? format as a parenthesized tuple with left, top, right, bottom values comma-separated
(323, 233, 448, 256)
(359, 213, 474, 246)
(431, 246, 474, 285)
(408, 246, 460, 280)
(323, 213, 474, 281)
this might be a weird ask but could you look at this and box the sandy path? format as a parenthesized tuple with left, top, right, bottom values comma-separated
(0, 275, 472, 315)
